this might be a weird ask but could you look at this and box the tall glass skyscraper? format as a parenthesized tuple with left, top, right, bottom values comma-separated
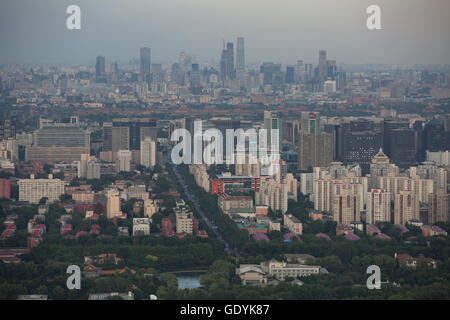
(236, 37, 245, 85)
(140, 47, 151, 84)
(318, 50, 327, 84)
(220, 42, 235, 81)
(264, 111, 283, 151)
(95, 56, 106, 83)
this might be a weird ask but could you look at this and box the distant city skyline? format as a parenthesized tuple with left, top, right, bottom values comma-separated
(1, 0, 450, 66)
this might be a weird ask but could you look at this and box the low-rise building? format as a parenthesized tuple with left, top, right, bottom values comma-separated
(218, 194, 253, 213)
(265, 260, 320, 280)
(283, 214, 302, 235)
(132, 218, 150, 236)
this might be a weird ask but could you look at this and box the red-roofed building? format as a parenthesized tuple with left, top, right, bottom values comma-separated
(61, 224, 72, 235)
(90, 224, 100, 235)
(75, 204, 97, 214)
(315, 233, 331, 241)
(395, 253, 436, 269)
(345, 233, 360, 241)
(336, 224, 353, 236)
(75, 231, 89, 238)
(27, 236, 42, 248)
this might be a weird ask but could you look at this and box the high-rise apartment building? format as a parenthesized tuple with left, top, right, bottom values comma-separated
(116, 150, 131, 172)
(18, 174, 65, 204)
(394, 190, 419, 225)
(410, 161, 447, 191)
(369, 148, 399, 189)
(428, 188, 450, 223)
(106, 189, 122, 219)
(332, 187, 360, 225)
(140, 137, 156, 168)
(298, 112, 332, 170)
(366, 189, 392, 224)
(78, 154, 101, 179)
(255, 177, 288, 213)
(176, 211, 196, 234)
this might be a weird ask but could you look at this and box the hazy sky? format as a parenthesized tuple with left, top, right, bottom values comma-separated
(0, 0, 449, 66)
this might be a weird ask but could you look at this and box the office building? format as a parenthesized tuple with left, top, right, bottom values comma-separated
(236, 37, 245, 86)
(389, 128, 417, 168)
(424, 118, 450, 152)
(0, 120, 16, 140)
(285, 66, 295, 84)
(318, 50, 327, 84)
(26, 117, 90, 164)
(95, 56, 106, 83)
(220, 42, 235, 81)
(338, 119, 383, 174)
(140, 47, 151, 84)
(298, 132, 333, 170)
(264, 111, 283, 152)
(111, 118, 157, 152)
(102, 122, 113, 152)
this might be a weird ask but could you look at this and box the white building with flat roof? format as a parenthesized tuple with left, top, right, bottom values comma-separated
(18, 174, 65, 204)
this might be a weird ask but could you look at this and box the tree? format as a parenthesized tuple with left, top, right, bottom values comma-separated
(51, 285, 66, 300)
(0, 283, 27, 300)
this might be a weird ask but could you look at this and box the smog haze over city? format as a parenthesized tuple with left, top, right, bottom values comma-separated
(1, 0, 450, 65)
